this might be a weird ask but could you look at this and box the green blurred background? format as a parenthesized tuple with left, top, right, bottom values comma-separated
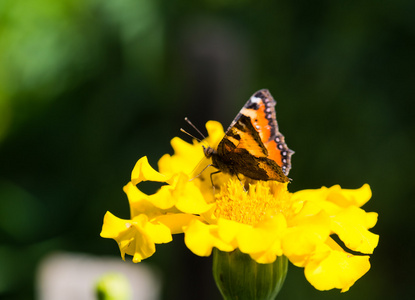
(0, 0, 414, 299)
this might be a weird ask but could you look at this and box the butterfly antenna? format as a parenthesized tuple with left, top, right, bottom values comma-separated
(180, 128, 202, 142)
(184, 117, 206, 140)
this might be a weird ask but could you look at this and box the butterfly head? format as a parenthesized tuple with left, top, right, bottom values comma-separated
(203, 145, 215, 159)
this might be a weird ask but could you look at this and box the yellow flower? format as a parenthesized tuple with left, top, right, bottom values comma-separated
(100, 121, 379, 292)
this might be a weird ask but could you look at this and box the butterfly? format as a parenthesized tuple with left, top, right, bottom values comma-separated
(203, 89, 293, 183)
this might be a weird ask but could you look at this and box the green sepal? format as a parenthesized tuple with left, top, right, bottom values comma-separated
(213, 248, 288, 300)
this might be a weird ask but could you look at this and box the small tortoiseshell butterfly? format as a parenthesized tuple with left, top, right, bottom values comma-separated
(203, 89, 293, 183)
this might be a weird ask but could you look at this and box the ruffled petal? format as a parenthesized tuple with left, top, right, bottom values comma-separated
(305, 240, 371, 292)
(205, 121, 225, 148)
(238, 214, 287, 255)
(170, 173, 212, 214)
(282, 206, 331, 267)
(157, 121, 224, 179)
(331, 206, 379, 254)
(100, 212, 172, 263)
(216, 218, 245, 244)
(237, 214, 287, 263)
(326, 184, 372, 208)
(124, 182, 165, 218)
(126, 171, 211, 213)
(184, 219, 235, 257)
(156, 213, 202, 234)
(158, 138, 204, 176)
(291, 186, 331, 205)
(131, 156, 168, 185)
(100, 212, 130, 240)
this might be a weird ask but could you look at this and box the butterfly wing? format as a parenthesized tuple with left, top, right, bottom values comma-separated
(227, 89, 294, 176)
(216, 114, 289, 182)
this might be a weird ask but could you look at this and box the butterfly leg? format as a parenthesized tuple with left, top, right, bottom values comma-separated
(209, 170, 222, 194)
(236, 174, 247, 192)
(189, 163, 213, 181)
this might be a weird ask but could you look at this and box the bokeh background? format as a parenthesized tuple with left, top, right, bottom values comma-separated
(0, 0, 414, 299)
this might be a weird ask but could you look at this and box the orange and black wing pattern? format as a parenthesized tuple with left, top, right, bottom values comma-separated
(231, 89, 294, 176)
(212, 89, 293, 182)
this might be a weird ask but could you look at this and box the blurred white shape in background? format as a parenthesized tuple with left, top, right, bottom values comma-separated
(36, 252, 161, 300)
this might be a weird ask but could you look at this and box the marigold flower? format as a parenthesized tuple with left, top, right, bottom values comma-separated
(100, 121, 379, 293)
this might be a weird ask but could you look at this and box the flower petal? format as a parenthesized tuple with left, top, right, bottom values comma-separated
(124, 182, 166, 218)
(291, 186, 330, 205)
(184, 219, 235, 257)
(305, 245, 371, 292)
(242, 215, 287, 264)
(131, 156, 168, 185)
(291, 184, 372, 211)
(171, 174, 212, 214)
(100, 212, 172, 263)
(331, 206, 379, 254)
(158, 138, 204, 176)
(100, 212, 130, 240)
(145, 185, 177, 209)
(237, 214, 287, 259)
(216, 218, 245, 244)
(327, 184, 372, 208)
(127, 166, 213, 214)
(205, 121, 225, 148)
(156, 213, 202, 234)
(282, 207, 331, 267)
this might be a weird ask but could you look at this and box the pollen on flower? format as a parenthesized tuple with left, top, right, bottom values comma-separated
(214, 179, 291, 226)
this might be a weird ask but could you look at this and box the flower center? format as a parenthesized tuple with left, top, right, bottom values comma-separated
(214, 179, 290, 226)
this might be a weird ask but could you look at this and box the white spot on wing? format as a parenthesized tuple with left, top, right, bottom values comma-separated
(251, 96, 261, 104)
